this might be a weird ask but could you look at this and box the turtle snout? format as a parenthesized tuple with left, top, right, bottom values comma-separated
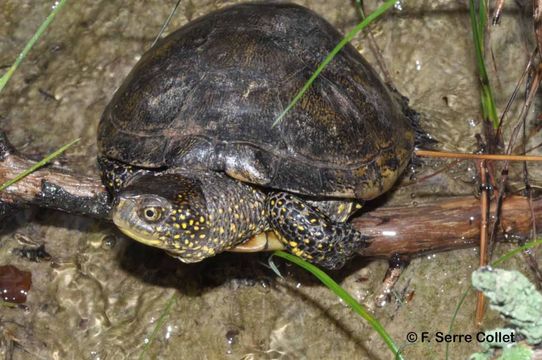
(111, 195, 165, 247)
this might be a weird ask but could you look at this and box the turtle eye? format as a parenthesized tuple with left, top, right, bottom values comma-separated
(141, 206, 163, 222)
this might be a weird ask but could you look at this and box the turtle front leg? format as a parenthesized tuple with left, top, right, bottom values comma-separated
(265, 192, 370, 269)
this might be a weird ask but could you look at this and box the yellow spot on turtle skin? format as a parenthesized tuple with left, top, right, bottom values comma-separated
(184, 240, 189, 245)
(189, 219, 194, 226)
(304, 239, 310, 244)
(108, 182, 113, 187)
(234, 213, 240, 219)
(305, 254, 313, 260)
(271, 211, 277, 217)
(317, 244, 323, 249)
(234, 204, 239, 209)
(293, 248, 304, 257)
(355, 203, 363, 209)
(219, 208, 224, 214)
(174, 234, 181, 240)
(159, 236, 166, 241)
(230, 224, 237, 232)
(190, 234, 195, 239)
(289, 241, 298, 247)
(199, 216, 205, 223)
(337, 203, 345, 214)
(219, 227, 225, 234)
(213, 238, 219, 243)
(277, 200, 283, 206)
(309, 218, 317, 224)
(297, 225, 305, 231)
(170, 216, 177, 221)
(199, 234, 206, 239)
(180, 214, 186, 220)
(174, 223, 180, 229)
(171, 210, 177, 215)
(194, 226, 200, 231)
(181, 223, 187, 229)
(208, 248, 216, 255)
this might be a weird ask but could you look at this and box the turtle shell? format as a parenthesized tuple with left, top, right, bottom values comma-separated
(98, 3, 415, 200)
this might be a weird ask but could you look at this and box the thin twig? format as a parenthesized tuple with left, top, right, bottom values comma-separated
(496, 49, 536, 138)
(475, 160, 489, 327)
(400, 159, 461, 188)
(488, 63, 542, 257)
(415, 149, 542, 161)
(492, 0, 506, 25)
(533, 0, 542, 55)
(354, 0, 393, 85)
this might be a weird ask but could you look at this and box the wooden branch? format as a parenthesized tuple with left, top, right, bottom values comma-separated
(0, 131, 539, 259)
(0, 132, 111, 219)
(355, 195, 540, 258)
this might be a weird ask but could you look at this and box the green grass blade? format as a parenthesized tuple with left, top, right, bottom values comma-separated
(138, 292, 177, 360)
(468, 0, 499, 129)
(0, 138, 79, 191)
(0, 0, 69, 93)
(491, 237, 542, 266)
(273, 251, 404, 360)
(151, 0, 182, 48)
(272, 0, 397, 127)
(445, 287, 470, 360)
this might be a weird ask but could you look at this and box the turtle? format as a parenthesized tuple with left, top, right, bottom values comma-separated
(97, 2, 418, 270)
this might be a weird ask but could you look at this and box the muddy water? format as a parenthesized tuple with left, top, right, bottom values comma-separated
(0, 1, 540, 359)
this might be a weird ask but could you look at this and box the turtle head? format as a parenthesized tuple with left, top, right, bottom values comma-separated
(111, 173, 216, 263)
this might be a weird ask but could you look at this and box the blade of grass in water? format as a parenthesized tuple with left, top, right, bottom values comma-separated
(272, 0, 397, 127)
(272, 251, 404, 360)
(0, 138, 79, 191)
(138, 292, 177, 360)
(0, 0, 69, 93)
(151, 0, 182, 48)
(491, 237, 542, 266)
(469, 0, 499, 129)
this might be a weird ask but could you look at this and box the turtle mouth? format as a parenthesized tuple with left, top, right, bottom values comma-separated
(112, 197, 164, 247)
